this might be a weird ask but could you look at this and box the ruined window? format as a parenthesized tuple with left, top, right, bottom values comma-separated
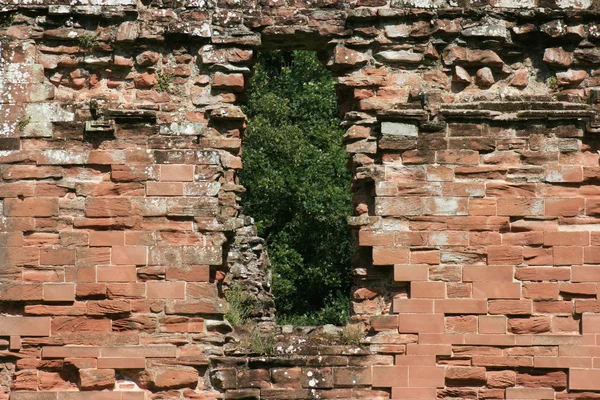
(240, 50, 354, 325)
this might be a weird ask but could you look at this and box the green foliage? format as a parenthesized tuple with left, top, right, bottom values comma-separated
(225, 284, 255, 327)
(0, 13, 15, 29)
(17, 116, 31, 131)
(241, 50, 353, 326)
(251, 330, 276, 356)
(547, 76, 559, 91)
(77, 34, 97, 51)
(155, 72, 173, 93)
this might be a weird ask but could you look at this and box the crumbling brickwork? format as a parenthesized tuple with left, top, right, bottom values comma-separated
(3, 0, 600, 399)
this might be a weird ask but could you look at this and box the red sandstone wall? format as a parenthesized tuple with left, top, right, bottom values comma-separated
(3, 0, 600, 399)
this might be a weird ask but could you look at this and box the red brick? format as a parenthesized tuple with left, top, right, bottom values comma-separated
(535, 357, 591, 368)
(488, 300, 532, 315)
(4, 198, 59, 217)
(569, 369, 600, 391)
(394, 355, 436, 366)
(375, 197, 422, 216)
(146, 281, 186, 299)
(408, 366, 444, 387)
(497, 198, 544, 216)
(472, 356, 533, 367)
(479, 316, 506, 334)
(391, 387, 436, 399)
(544, 231, 589, 246)
(516, 267, 571, 281)
(545, 165, 583, 183)
(410, 282, 445, 299)
(560, 283, 596, 296)
(76, 283, 107, 298)
(97, 266, 137, 282)
(535, 301, 573, 314)
(89, 231, 125, 247)
(554, 246, 583, 265)
(166, 265, 210, 282)
(146, 182, 184, 196)
(447, 282, 472, 298)
(445, 315, 477, 333)
(106, 283, 145, 299)
(573, 266, 600, 282)
(43, 346, 100, 358)
(445, 366, 486, 386)
(487, 246, 522, 265)
(373, 247, 409, 265)
(0, 316, 50, 336)
(422, 197, 468, 216)
(43, 284, 75, 302)
(394, 265, 428, 281)
(523, 283, 559, 300)
(392, 299, 434, 314)
(371, 315, 399, 331)
(586, 199, 600, 216)
(213, 72, 244, 91)
(584, 247, 600, 264)
(447, 216, 509, 231)
(64, 266, 96, 284)
(359, 231, 394, 246)
(76, 248, 111, 267)
(160, 164, 195, 181)
(394, 232, 428, 246)
(87, 300, 131, 315)
(582, 314, 600, 334)
(86, 198, 131, 217)
(437, 150, 479, 165)
(487, 370, 515, 388)
(51, 317, 111, 333)
(552, 316, 579, 334)
(468, 198, 497, 216)
(97, 357, 146, 369)
(473, 282, 521, 299)
(464, 334, 516, 346)
(435, 299, 487, 314)
(505, 388, 555, 399)
(406, 343, 453, 354)
(112, 246, 147, 265)
(503, 232, 543, 246)
(398, 314, 444, 333)
(371, 366, 408, 387)
(40, 248, 76, 265)
(411, 250, 440, 264)
(545, 198, 585, 217)
(508, 316, 551, 334)
(463, 265, 513, 281)
(0, 283, 43, 301)
(523, 247, 553, 266)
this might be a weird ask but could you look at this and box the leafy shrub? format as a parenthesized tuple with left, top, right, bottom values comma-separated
(240, 50, 353, 326)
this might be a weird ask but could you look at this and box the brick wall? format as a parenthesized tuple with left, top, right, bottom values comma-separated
(3, 0, 600, 399)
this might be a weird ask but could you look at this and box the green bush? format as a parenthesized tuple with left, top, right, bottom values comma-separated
(240, 50, 353, 326)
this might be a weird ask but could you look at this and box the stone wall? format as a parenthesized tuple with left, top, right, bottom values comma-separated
(3, 0, 600, 399)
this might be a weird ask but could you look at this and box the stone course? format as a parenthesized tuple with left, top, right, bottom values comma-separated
(3, 0, 600, 399)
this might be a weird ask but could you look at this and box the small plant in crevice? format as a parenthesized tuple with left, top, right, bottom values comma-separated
(341, 323, 364, 347)
(155, 71, 173, 93)
(0, 13, 15, 29)
(547, 75, 559, 91)
(250, 329, 275, 356)
(224, 284, 256, 327)
(77, 34, 98, 52)
(17, 116, 31, 131)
